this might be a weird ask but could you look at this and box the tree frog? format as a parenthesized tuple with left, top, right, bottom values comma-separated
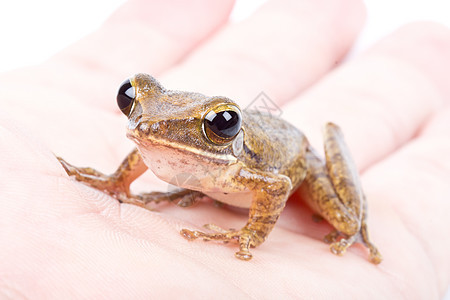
(58, 73, 382, 264)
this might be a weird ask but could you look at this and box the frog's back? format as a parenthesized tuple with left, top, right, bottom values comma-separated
(239, 111, 308, 189)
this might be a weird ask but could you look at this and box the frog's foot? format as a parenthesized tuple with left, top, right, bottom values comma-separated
(180, 224, 256, 261)
(58, 156, 103, 179)
(326, 224, 383, 264)
(323, 230, 340, 244)
(329, 234, 356, 256)
(58, 156, 204, 209)
(59, 156, 146, 207)
(361, 222, 383, 264)
(57, 156, 128, 198)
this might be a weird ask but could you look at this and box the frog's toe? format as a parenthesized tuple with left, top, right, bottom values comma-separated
(323, 230, 340, 244)
(180, 228, 200, 241)
(56, 156, 76, 175)
(360, 222, 383, 264)
(180, 226, 257, 261)
(179, 227, 236, 242)
(235, 249, 252, 261)
(365, 242, 383, 264)
(330, 235, 356, 256)
(330, 240, 348, 256)
(369, 250, 383, 264)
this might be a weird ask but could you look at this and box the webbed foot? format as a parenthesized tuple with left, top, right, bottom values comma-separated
(325, 225, 382, 264)
(180, 224, 257, 261)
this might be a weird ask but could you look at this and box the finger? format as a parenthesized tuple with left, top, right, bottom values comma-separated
(54, 0, 236, 74)
(160, 0, 366, 106)
(2, 0, 235, 108)
(361, 107, 450, 297)
(282, 22, 450, 169)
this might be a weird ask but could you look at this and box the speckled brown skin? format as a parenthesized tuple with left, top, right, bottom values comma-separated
(58, 73, 381, 263)
(181, 167, 294, 260)
(296, 124, 382, 264)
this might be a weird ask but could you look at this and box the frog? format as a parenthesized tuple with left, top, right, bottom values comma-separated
(57, 73, 382, 264)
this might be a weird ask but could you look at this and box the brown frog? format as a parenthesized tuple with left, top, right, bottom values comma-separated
(58, 73, 382, 263)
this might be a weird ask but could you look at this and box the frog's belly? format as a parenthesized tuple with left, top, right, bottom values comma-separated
(137, 144, 251, 208)
(204, 191, 252, 208)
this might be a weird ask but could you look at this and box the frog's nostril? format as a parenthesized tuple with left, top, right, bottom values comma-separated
(117, 78, 135, 116)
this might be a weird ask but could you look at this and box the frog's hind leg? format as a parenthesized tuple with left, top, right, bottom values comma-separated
(323, 123, 382, 264)
(325, 205, 381, 264)
(297, 123, 382, 264)
(57, 148, 204, 208)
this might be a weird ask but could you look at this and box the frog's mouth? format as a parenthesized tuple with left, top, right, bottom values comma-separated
(126, 128, 238, 166)
(128, 134, 241, 190)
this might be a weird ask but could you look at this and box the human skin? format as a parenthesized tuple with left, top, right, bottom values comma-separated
(0, 0, 449, 298)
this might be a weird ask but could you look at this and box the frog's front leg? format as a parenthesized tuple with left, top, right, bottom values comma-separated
(181, 168, 292, 261)
(298, 123, 382, 264)
(57, 148, 204, 207)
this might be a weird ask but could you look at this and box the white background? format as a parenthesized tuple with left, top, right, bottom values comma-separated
(0, 0, 449, 298)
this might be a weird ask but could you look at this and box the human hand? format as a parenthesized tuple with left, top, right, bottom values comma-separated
(0, 0, 449, 298)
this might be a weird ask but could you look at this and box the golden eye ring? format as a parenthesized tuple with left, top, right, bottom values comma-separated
(202, 104, 242, 145)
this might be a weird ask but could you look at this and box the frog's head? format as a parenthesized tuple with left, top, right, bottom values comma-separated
(116, 73, 244, 182)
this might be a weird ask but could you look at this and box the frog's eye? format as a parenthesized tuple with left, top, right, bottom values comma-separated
(203, 105, 242, 145)
(117, 79, 135, 116)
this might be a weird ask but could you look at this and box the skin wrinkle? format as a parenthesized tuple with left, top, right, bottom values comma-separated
(159, 242, 253, 298)
(398, 153, 450, 292)
(389, 207, 440, 298)
(381, 264, 420, 299)
(362, 137, 450, 295)
(0, 282, 28, 300)
(64, 182, 115, 217)
(358, 97, 423, 168)
(363, 110, 430, 170)
(117, 205, 254, 298)
(353, 201, 433, 298)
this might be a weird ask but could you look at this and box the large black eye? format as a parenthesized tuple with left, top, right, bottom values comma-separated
(204, 105, 242, 144)
(117, 79, 135, 116)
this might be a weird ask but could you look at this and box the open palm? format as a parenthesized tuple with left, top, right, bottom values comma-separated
(1, 0, 449, 298)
